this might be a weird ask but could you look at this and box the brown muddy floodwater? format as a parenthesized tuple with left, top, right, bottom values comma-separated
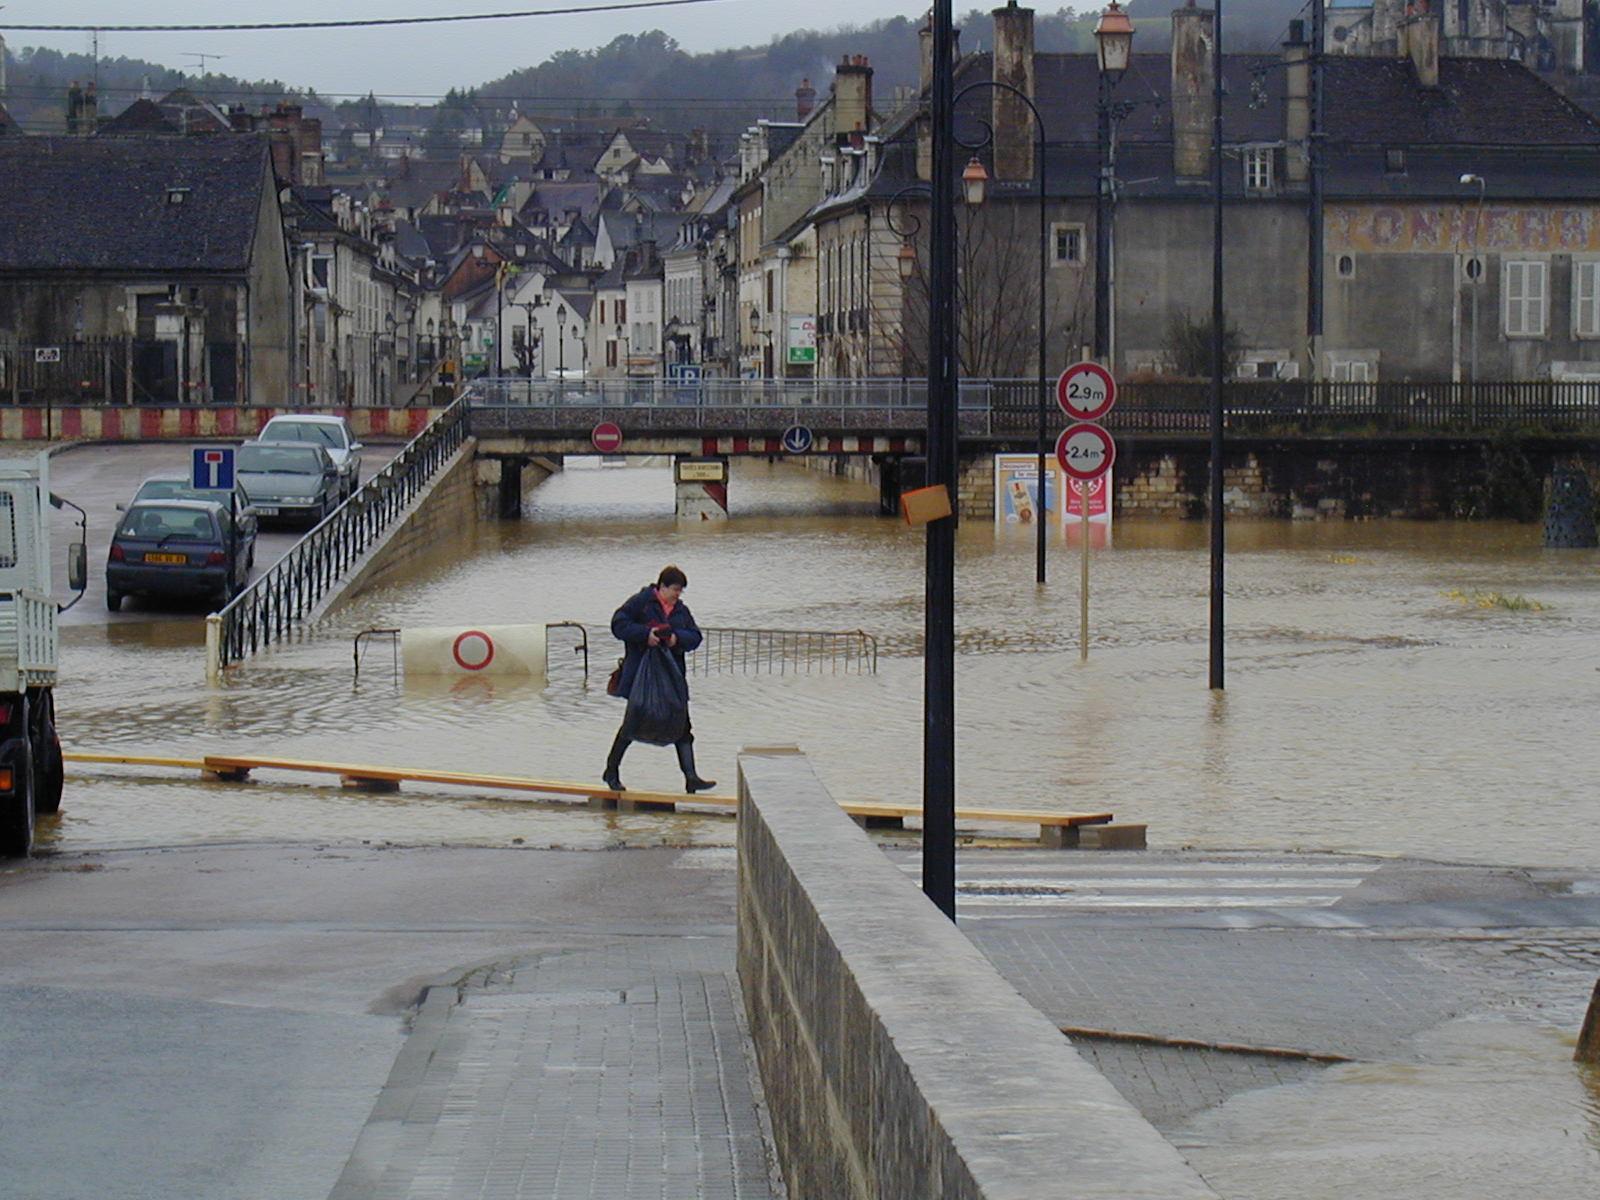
(45, 456, 1600, 866)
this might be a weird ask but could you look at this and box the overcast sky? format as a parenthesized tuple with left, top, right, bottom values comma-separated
(1, 1, 935, 98)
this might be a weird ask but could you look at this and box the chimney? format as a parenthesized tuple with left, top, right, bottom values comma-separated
(796, 78, 817, 121)
(300, 116, 325, 186)
(833, 55, 873, 136)
(991, 3, 1037, 182)
(1403, 6, 1440, 89)
(1171, 3, 1215, 179)
(1283, 20, 1310, 184)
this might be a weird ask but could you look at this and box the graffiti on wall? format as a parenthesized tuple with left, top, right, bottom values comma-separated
(1328, 204, 1600, 254)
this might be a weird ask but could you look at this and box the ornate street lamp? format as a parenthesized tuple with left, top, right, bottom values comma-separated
(1094, 2, 1135, 361)
(960, 156, 989, 207)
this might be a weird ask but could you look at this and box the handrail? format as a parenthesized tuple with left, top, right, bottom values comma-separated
(209, 397, 468, 674)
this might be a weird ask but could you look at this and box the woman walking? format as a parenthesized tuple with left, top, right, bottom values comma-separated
(603, 565, 716, 794)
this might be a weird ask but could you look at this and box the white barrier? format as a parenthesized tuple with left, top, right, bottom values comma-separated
(399, 624, 547, 678)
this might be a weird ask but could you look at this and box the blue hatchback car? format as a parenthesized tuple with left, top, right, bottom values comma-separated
(106, 499, 255, 611)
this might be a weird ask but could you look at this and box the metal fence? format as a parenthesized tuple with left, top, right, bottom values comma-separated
(685, 627, 878, 676)
(467, 376, 1600, 435)
(0, 337, 251, 406)
(208, 397, 468, 673)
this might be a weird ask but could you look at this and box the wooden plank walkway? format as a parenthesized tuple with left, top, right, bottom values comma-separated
(63, 752, 1116, 846)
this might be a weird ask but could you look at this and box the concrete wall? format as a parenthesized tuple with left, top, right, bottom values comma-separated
(317, 439, 480, 613)
(736, 749, 1218, 1200)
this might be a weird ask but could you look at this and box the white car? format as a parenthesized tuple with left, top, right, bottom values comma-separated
(256, 414, 364, 500)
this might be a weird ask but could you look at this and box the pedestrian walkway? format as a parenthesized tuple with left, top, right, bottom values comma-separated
(329, 937, 779, 1200)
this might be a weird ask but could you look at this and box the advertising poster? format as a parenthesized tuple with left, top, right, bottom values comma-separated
(993, 454, 1066, 528)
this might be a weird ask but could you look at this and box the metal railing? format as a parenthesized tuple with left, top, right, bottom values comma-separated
(685, 627, 878, 676)
(466, 377, 1600, 436)
(208, 397, 468, 673)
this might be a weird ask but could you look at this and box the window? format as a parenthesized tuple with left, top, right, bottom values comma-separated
(1503, 259, 1547, 337)
(598, 300, 606, 325)
(617, 299, 627, 323)
(766, 270, 775, 311)
(1051, 223, 1084, 266)
(1336, 254, 1356, 279)
(606, 340, 618, 367)
(1330, 360, 1372, 382)
(1384, 148, 1406, 175)
(1244, 148, 1273, 193)
(1574, 261, 1600, 338)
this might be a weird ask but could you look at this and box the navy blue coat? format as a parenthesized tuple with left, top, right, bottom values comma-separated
(610, 585, 703, 699)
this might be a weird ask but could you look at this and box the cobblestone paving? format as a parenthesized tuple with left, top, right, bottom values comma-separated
(345, 938, 779, 1200)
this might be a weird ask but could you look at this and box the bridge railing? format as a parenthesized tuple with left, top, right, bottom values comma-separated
(206, 397, 469, 676)
(466, 377, 1600, 435)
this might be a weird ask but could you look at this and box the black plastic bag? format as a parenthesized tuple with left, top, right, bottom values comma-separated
(621, 646, 689, 745)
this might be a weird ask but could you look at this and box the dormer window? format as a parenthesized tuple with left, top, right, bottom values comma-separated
(166, 187, 191, 206)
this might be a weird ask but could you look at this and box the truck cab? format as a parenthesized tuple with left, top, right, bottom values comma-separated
(0, 455, 87, 857)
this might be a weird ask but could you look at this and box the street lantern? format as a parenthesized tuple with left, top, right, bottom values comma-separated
(897, 239, 917, 281)
(961, 156, 989, 207)
(748, 305, 760, 335)
(1095, 1, 1135, 81)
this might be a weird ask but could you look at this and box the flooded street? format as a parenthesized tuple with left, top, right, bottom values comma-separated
(42, 455, 1600, 865)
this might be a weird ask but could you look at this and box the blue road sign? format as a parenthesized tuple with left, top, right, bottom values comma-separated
(666, 363, 703, 382)
(192, 446, 236, 491)
(781, 424, 814, 455)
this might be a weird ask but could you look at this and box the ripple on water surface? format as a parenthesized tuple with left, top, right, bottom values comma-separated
(49, 459, 1600, 866)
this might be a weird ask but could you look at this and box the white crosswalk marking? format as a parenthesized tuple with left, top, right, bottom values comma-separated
(897, 859, 1379, 910)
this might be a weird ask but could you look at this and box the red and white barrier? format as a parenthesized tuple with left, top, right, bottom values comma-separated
(399, 624, 546, 678)
(0, 406, 445, 443)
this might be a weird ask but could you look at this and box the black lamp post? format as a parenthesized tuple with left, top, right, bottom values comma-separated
(1210, 0, 1226, 691)
(925, 0, 959, 920)
(519, 300, 541, 377)
(556, 302, 567, 379)
(952, 76, 1050, 588)
(1094, 2, 1135, 362)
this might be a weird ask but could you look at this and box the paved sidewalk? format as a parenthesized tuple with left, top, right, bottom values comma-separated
(329, 937, 779, 1200)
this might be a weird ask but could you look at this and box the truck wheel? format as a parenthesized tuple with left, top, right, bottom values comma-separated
(35, 723, 62, 817)
(106, 589, 123, 612)
(0, 741, 35, 858)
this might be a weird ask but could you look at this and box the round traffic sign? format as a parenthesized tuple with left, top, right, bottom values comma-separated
(1056, 361, 1117, 422)
(781, 424, 814, 454)
(451, 629, 496, 672)
(1056, 422, 1116, 481)
(591, 421, 623, 453)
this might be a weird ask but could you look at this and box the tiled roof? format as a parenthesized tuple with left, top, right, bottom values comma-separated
(0, 135, 270, 273)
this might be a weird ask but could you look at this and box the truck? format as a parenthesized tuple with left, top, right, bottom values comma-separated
(0, 455, 87, 857)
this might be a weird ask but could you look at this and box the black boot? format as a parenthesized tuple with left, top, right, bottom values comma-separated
(677, 740, 716, 794)
(603, 730, 630, 792)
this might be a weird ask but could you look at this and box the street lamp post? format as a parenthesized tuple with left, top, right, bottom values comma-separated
(1095, 3, 1135, 364)
(1460, 173, 1486, 385)
(951, 74, 1050, 588)
(925, 0, 959, 920)
(1209, 0, 1226, 691)
(556, 303, 567, 379)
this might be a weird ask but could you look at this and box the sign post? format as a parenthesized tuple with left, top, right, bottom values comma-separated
(1056, 365, 1118, 660)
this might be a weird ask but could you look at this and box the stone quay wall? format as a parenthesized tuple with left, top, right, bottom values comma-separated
(735, 749, 1217, 1200)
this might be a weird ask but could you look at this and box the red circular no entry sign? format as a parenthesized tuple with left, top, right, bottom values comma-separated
(452, 630, 496, 671)
(591, 421, 624, 453)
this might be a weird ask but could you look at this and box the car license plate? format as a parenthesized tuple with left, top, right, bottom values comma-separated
(254, 506, 279, 516)
(144, 552, 187, 565)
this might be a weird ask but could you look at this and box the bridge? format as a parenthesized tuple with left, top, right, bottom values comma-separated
(466, 376, 1600, 450)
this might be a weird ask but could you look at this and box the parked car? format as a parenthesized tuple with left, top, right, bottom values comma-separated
(120, 471, 259, 569)
(234, 442, 342, 527)
(106, 499, 254, 611)
(257, 414, 363, 499)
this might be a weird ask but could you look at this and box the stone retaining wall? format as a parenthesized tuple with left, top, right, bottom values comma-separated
(314, 439, 479, 616)
(736, 750, 1217, 1200)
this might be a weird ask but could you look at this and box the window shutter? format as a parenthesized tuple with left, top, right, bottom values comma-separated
(1506, 261, 1527, 336)
(1579, 264, 1599, 337)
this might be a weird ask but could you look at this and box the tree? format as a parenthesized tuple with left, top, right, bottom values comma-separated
(1163, 311, 1245, 379)
(896, 200, 1090, 379)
